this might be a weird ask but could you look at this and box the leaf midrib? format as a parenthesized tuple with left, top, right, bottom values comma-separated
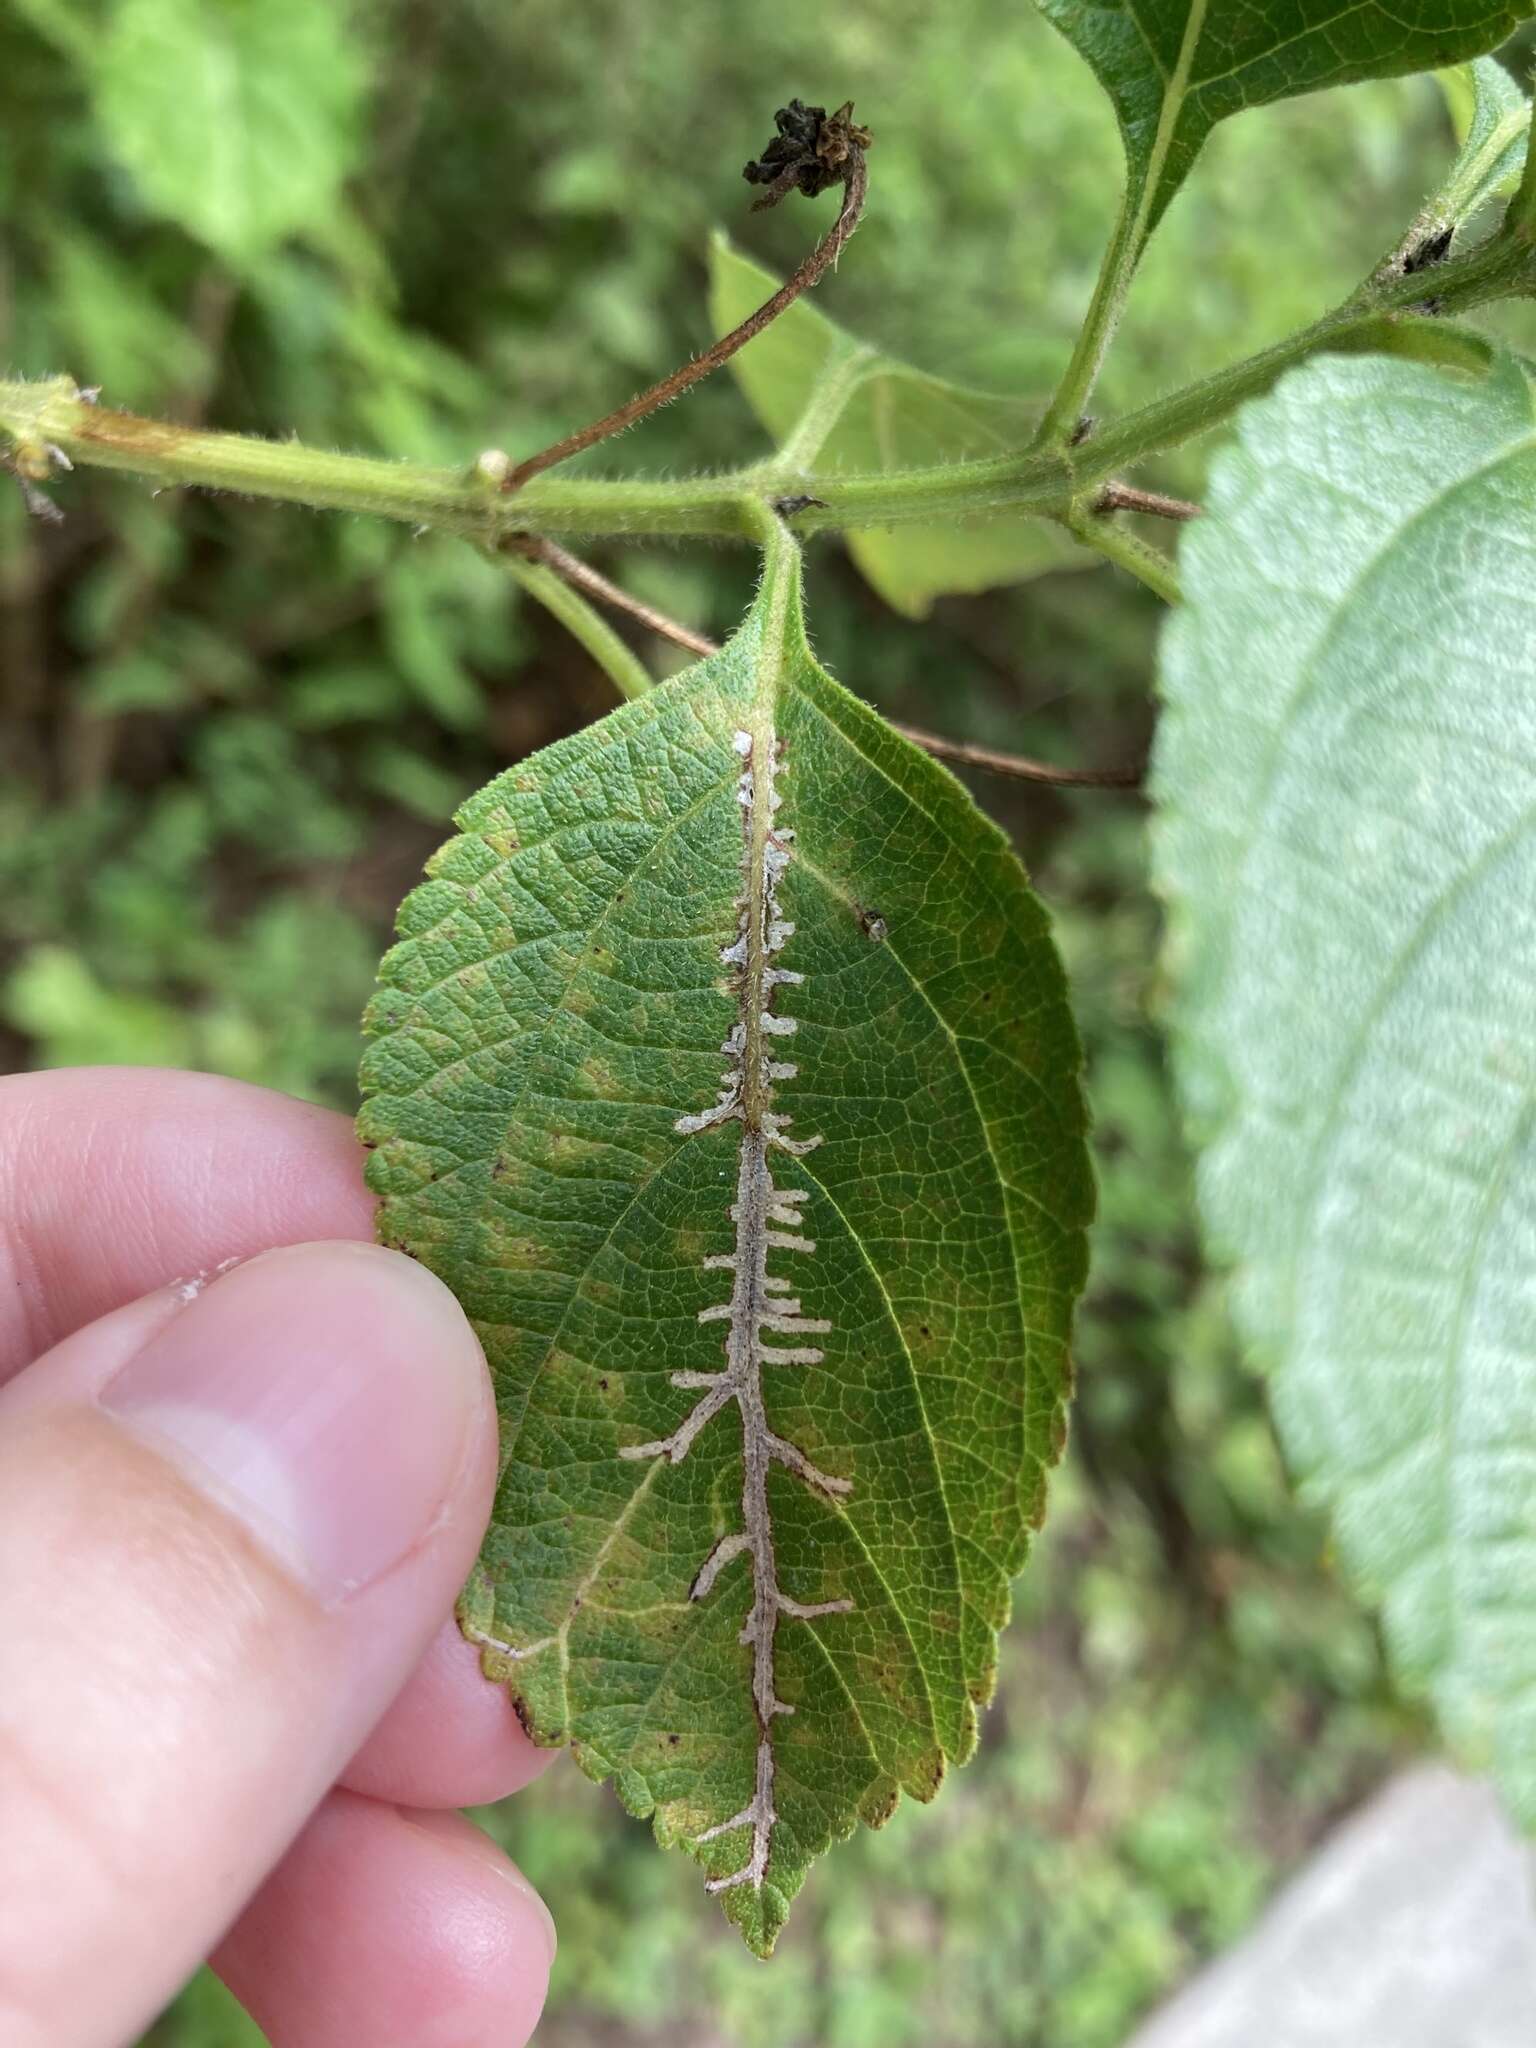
(1122, 0, 1211, 200)
(474, 675, 958, 1769)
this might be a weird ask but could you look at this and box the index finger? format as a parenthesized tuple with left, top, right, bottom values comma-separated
(0, 1064, 552, 1808)
(0, 1067, 374, 1384)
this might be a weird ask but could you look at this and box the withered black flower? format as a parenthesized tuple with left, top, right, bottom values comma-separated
(743, 99, 871, 210)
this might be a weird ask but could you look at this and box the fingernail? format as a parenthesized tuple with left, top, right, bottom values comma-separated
(101, 1241, 486, 1607)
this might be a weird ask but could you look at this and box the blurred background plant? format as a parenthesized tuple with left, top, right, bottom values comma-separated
(6, 0, 1523, 2040)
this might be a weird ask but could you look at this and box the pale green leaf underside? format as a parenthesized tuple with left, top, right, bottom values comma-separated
(359, 532, 1091, 1952)
(1435, 57, 1529, 228)
(710, 236, 1088, 617)
(1153, 352, 1536, 1822)
(1036, 0, 1530, 230)
(94, 0, 362, 262)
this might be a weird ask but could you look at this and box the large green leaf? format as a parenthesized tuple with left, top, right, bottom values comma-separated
(1037, 0, 1530, 234)
(359, 526, 1092, 1952)
(710, 236, 1087, 618)
(93, 0, 363, 263)
(1153, 351, 1536, 1821)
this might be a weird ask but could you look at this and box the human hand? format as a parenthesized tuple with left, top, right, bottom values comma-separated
(0, 1068, 556, 2048)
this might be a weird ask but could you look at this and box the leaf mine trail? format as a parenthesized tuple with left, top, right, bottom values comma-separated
(620, 718, 853, 1895)
(360, 526, 1093, 1948)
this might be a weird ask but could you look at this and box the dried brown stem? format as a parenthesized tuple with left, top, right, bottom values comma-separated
(504, 144, 868, 493)
(1094, 481, 1202, 522)
(520, 536, 1144, 790)
(889, 721, 1145, 788)
(508, 536, 718, 656)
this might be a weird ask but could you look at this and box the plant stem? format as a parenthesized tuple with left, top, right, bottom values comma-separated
(4, 225, 1532, 548)
(1035, 185, 1144, 449)
(0, 373, 1074, 537)
(1095, 481, 1200, 520)
(1034, 0, 1221, 447)
(524, 529, 1145, 786)
(503, 552, 654, 701)
(886, 721, 1145, 787)
(504, 149, 867, 490)
(1065, 509, 1181, 606)
(769, 341, 875, 471)
(1512, 93, 1536, 242)
(509, 537, 718, 657)
(1085, 227, 1531, 476)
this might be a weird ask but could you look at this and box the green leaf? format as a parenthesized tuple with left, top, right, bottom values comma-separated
(709, 236, 1088, 618)
(359, 526, 1092, 1951)
(1153, 350, 1536, 1822)
(1036, 0, 1531, 234)
(92, 0, 363, 263)
(1434, 56, 1530, 228)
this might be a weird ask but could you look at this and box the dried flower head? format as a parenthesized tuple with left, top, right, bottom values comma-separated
(743, 99, 872, 211)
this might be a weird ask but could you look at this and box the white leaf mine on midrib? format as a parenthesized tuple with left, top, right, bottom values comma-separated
(620, 722, 853, 1895)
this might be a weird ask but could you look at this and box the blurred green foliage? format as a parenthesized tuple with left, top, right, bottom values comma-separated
(0, 0, 1475, 2039)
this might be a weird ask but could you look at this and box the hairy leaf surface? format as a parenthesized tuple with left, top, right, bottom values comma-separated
(1436, 56, 1530, 229)
(359, 527, 1092, 1951)
(1037, 0, 1529, 233)
(1153, 352, 1536, 1822)
(710, 236, 1087, 617)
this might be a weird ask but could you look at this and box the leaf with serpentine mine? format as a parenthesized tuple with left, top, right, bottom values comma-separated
(358, 524, 1092, 1953)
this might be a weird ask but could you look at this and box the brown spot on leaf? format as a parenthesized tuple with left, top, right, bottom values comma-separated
(860, 1779, 901, 1829)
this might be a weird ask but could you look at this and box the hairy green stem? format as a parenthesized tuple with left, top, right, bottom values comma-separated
(0, 373, 1073, 536)
(1065, 509, 1181, 605)
(1035, 185, 1145, 449)
(3, 228, 1531, 548)
(1512, 90, 1536, 242)
(1084, 227, 1533, 476)
(503, 552, 654, 701)
(1034, 0, 1213, 447)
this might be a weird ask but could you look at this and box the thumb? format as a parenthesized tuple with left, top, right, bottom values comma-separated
(0, 1240, 495, 2048)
